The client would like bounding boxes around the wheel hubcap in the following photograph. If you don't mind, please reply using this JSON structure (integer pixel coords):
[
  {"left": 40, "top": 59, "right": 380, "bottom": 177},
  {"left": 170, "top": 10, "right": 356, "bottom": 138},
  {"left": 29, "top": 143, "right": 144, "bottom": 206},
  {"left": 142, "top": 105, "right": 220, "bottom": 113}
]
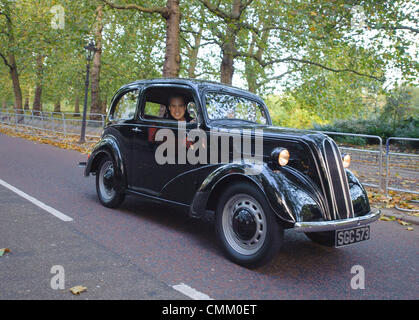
[
  {"left": 232, "top": 208, "right": 257, "bottom": 241},
  {"left": 222, "top": 194, "right": 267, "bottom": 256},
  {"left": 99, "top": 161, "right": 116, "bottom": 201},
  {"left": 103, "top": 166, "right": 114, "bottom": 189}
]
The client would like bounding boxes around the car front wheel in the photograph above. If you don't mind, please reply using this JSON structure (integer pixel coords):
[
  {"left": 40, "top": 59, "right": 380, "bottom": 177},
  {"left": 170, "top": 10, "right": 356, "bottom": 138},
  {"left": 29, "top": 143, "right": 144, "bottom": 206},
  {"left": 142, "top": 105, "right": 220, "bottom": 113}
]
[
  {"left": 215, "top": 183, "right": 283, "bottom": 268},
  {"left": 96, "top": 157, "right": 125, "bottom": 208}
]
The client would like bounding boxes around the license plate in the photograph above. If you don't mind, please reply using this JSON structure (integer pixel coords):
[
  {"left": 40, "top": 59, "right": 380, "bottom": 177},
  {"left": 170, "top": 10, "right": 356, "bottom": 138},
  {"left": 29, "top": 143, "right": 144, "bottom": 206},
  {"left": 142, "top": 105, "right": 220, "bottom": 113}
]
[{"left": 335, "top": 225, "right": 370, "bottom": 247}]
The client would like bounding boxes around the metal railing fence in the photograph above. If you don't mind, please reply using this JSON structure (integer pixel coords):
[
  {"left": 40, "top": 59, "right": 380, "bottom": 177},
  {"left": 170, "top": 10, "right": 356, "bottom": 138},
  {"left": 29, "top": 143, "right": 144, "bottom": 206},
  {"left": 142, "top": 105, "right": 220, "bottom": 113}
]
[
  {"left": 319, "top": 131, "right": 383, "bottom": 191},
  {"left": 1, "top": 109, "right": 417, "bottom": 195},
  {"left": 385, "top": 137, "right": 419, "bottom": 196},
  {"left": 0, "top": 108, "right": 104, "bottom": 139}
]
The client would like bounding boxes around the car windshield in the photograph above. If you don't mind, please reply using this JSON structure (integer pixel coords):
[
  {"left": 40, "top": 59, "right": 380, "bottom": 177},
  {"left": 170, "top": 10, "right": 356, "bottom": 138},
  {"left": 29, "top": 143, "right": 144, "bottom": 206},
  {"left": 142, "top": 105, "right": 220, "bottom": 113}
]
[{"left": 205, "top": 92, "right": 268, "bottom": 125}]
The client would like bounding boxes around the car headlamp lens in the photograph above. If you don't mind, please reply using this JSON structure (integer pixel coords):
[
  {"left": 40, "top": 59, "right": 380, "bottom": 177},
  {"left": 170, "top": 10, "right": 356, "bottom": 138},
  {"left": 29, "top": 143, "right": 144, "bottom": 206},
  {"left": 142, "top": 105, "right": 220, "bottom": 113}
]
[
  {"left": 342, "top": 154, "right": 351, "bottom": 168},
  {"left": 278, "top": 149, "right": 290, "bottom": 167}
]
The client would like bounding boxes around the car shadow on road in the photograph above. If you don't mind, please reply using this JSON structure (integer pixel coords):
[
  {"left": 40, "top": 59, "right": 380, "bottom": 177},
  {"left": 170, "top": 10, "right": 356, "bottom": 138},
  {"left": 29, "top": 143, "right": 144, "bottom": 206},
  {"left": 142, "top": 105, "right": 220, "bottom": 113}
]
[
  {"left": 108, "top": 194, "right": 357, "bottom": 276},
  {"left": 259, "top": 229, "right": 365, "bottom": 280},
  {"left": 114, "top": 195, "right": 220, "bottom": 251}
]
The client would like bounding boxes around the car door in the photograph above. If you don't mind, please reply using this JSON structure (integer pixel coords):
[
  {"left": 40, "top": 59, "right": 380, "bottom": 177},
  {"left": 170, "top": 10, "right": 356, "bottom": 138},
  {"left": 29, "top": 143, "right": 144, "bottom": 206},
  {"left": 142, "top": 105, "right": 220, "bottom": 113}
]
[
  {"left": 129, "top": 84, "right": 203, "bottom": 204},
  {"left": 106, "top": 86, "right": 141, "bottom": 181}
]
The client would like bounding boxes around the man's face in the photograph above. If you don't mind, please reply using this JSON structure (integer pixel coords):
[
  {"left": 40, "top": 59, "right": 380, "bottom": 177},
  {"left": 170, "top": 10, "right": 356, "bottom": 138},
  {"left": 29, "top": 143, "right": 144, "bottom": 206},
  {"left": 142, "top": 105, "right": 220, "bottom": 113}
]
[{"left": 169, "top": 97, "right": 186, "bottom": 121}]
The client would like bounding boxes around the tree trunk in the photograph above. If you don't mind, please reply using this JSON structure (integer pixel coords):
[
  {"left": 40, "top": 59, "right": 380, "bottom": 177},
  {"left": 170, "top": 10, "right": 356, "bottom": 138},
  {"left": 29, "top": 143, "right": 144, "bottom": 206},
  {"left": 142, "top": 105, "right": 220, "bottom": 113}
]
[
  {"left": 219, "top": 0, "right": 241, "bottom": 85},
  {"left": 74, "top": 95, "right": 80, "bottom": 116},
  {"left": 188, "top": 24, "right": 202, "bottom": 78},
  {"left": 245, "top": 62, "right": 257, "bottom": 93},
  {"left": 220, "top": 40, "right": 235, "bottom": 84},
  {"left": 162, "top": 0, "right": 181, "bottom": 78},
  {"left": 54, "top": 98, "right": 61, "bottom": 113},
  {"left": 33, "top": 85, "right": 42, "bottom": 114},
  {"left": 24, "top": 96, "right": 29, "bottom": 110},
  {"left": 9, "top": 54, "right": 23, "bottom": 111},
  {"left": 101, "top": 100, "right": 107, "bottom": 115},
  {"left": 0, "top": 3, "right": 23, "bottom": 112},
  {"left": 90, "top": 5, "right": 104, "bottom": 120},
  {"left": 158, "top": 0, "right": 181, "bottom": 116},
  {"left": 33, "top": 54, "right": 44, "bottom": 115},
  {"left": 2, "top": 99, "right": 6, "bottom": 109}
]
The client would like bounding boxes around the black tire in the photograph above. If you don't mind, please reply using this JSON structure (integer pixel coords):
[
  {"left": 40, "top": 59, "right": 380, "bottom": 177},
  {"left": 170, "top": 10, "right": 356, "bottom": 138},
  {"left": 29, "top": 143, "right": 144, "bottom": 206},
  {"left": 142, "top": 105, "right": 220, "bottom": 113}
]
[
  {"left": 215, "top": 182, "right": 283, "bottom": 268},
  {"left": 305, "top": 231, "right": 335, "bottom": 247},
  {"left": 96, "top": 156, "right": 125, "bottom": 208}
]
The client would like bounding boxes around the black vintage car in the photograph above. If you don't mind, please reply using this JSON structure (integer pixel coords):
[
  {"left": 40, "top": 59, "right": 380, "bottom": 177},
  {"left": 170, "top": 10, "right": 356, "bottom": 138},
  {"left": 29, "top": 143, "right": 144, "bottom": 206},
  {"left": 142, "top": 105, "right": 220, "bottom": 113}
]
[{"left": 83, "top": 78, "right": 381, "bottom": 268}]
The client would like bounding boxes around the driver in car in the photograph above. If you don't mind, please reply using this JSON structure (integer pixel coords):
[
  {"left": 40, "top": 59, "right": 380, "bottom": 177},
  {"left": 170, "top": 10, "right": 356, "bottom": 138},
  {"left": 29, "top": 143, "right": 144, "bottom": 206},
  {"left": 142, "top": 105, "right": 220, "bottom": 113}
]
[
  {"left": 166, "top": 96, "right": 194, "bottom": 123},
  {"left": 149, "top": 95, "right": 196, "bottom": 145}
]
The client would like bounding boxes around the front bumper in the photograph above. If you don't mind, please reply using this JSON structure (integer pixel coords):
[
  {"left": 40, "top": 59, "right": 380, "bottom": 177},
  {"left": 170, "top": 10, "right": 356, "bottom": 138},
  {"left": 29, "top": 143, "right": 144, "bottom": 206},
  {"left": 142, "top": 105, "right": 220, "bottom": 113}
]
[{"left": 294, "top": 208, "right": 382, "bottom": 233}]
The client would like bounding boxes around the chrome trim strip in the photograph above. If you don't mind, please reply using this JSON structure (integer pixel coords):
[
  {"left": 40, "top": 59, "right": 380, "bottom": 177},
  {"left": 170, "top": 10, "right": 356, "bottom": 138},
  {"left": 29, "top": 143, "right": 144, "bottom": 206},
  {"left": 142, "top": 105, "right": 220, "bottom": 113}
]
[
  {"left": 322, "top": 138, "right": 354, "bottom": 220},
  {"left": 301, "top": 140, "right": 332, "bottom": 221},
  {"left": 322, "top": 139, "right": 339, "bottom": 219},
  {"left": 328, "top": 139, "right": 354, "bottom": 218},
  {"left": 293, "top": 209, "right": 381, "bottom": 232}
]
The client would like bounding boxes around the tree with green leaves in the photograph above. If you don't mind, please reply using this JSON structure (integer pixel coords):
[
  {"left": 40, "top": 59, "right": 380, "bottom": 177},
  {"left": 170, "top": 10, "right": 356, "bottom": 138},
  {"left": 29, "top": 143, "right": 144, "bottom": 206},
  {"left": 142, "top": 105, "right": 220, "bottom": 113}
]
[
  {"left": 0, "top": 0, "right": 23, "bottom": 110},
  {"left": 197, "top": 0, "right": 418, "bottom": 92},
  {"left": 101, "top": 0, "right": 181, "bottom": 78}
]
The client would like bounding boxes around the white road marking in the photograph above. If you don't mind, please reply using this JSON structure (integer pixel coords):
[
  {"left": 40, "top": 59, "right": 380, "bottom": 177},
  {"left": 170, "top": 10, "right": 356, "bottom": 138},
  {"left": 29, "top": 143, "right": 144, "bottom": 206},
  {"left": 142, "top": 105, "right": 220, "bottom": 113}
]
[
  {"left": 0, "top": 178, "right": 73, "bottom": 222},
  {"left": 172, "top": 283, "right": 213, "bottom": 300}
]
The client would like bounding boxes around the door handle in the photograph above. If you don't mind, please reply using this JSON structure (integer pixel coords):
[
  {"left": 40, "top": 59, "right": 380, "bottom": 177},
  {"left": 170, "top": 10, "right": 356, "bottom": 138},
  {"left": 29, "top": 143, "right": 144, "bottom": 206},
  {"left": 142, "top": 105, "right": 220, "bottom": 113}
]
[{"left": 132, "top": 127, "right": 142, "bottom": 133}]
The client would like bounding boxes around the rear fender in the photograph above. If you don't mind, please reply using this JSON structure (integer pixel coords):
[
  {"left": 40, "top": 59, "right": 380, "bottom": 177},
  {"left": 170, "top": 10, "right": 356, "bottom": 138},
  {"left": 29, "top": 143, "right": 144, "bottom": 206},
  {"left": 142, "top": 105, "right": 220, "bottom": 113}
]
[{"left": 84, "top": 135, "right": 126, "bottom": 192}]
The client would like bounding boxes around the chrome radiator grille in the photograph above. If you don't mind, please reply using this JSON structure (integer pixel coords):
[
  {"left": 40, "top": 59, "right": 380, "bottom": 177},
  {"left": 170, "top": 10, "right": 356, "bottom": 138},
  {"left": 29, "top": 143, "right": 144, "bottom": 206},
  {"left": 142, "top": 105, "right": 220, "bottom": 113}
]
[{"left": 322, "top": 139, "right": 354, "bottom": 220}]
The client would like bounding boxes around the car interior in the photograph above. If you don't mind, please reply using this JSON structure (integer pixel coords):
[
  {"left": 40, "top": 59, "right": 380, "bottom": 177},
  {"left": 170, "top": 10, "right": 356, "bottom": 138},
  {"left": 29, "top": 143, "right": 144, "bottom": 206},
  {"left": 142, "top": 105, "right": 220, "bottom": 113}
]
[{"left": 142, "top": 86, "right": 195, "bottom": 121}]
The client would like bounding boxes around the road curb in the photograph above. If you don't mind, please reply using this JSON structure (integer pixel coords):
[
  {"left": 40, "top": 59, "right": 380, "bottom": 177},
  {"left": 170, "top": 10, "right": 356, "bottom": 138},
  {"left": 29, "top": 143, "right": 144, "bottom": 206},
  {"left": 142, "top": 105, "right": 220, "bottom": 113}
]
[{"left": 381, "top": 208, "right": 419, "bottom": 225}]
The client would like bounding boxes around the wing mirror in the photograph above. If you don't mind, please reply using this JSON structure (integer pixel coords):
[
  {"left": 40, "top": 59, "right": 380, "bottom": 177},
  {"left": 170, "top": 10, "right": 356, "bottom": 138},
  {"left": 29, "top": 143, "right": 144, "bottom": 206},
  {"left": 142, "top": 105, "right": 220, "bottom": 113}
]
[{"left": 187, "top": 102, "right": 199, "bottom": 125}]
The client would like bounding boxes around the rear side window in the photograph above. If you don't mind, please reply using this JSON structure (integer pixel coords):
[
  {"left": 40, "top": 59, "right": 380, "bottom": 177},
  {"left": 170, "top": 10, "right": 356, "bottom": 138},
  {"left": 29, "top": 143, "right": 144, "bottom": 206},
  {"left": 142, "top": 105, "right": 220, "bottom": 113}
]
[{"left": 112, "top": 89, "right": 139, "bottom": 121}]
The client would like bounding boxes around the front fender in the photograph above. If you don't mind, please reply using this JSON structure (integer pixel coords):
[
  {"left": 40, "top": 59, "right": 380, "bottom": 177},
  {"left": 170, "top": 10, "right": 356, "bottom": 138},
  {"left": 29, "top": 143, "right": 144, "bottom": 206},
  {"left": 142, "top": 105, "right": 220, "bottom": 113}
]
[
  {"left": 346, "top": 169, "right": 371, "bottom": 216},
  {"left": 190, "top": 162, "right": 325, "bottom": 225},
  {"left": 84, "top": 135, "right": 126, "bottom": 192}
]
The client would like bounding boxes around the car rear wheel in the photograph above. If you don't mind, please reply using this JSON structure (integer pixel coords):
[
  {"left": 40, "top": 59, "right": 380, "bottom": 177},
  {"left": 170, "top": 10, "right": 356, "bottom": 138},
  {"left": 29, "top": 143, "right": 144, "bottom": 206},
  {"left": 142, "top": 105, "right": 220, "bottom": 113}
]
[
  {"left": 305, "top": 231, "right": 335, "bottom": 247},
  {"left": 96, "top": 157, "right": 125, "bottom": 208},
  {"left": 215, "top": 182, "right": 283, "bottom": 268}
]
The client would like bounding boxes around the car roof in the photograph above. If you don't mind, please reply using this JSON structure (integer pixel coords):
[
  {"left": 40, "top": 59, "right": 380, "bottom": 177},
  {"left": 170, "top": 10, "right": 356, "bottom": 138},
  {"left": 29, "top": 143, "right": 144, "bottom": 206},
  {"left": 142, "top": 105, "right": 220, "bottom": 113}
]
[{"left": 123, "top": 78, "right": 264, "bottom": 103}]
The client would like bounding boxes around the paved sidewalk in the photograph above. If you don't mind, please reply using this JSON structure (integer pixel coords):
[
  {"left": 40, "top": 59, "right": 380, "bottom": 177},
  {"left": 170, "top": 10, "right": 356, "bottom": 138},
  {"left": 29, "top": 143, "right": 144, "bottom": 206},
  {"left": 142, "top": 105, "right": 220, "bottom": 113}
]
[
  {"left": 381, "top": 208, "right": 419, "bottom": 225},
  {"left": 0, "top": 185, "right": 186, "bottom": 300}
]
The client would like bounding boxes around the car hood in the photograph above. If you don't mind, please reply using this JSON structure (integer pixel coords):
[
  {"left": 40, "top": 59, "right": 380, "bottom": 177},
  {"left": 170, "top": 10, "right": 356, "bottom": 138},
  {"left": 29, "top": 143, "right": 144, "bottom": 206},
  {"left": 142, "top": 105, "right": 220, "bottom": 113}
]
[{"left": 210, "top": 122, "right": 327, "bottom": 148}]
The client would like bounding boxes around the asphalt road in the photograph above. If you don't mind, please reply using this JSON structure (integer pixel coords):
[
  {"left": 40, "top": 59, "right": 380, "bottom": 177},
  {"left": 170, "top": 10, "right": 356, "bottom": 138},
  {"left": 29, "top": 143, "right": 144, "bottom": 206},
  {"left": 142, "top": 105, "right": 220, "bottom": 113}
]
[{"left": 0, "top": 133, "right": 418, "bottom": 300}]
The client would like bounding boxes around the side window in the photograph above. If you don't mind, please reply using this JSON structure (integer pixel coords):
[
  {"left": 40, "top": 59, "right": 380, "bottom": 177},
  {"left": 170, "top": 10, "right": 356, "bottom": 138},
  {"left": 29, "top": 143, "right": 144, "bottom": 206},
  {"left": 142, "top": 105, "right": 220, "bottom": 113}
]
[
  {"left": 141, "top": 86, "right": 196, "bottom": 122},
  {"left": 144, "top": 101, "right": 163, "bottom": 118},
  {"left": 112, "top": 89, "right": 139, "bottom": 121}
]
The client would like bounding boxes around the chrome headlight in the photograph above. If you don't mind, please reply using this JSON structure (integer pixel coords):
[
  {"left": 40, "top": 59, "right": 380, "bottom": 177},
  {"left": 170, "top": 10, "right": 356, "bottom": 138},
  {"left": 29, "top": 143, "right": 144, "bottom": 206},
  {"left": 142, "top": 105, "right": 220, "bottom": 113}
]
[{"left": 271, "top": 148, "right": 290, "bottom": 167}]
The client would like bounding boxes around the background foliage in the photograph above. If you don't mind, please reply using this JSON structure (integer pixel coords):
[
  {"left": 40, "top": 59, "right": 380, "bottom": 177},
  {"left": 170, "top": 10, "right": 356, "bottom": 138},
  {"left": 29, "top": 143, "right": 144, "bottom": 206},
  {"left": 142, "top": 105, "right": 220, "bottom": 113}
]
[{"left": 0, "top": 0, "right": 417, "bottom": 138}]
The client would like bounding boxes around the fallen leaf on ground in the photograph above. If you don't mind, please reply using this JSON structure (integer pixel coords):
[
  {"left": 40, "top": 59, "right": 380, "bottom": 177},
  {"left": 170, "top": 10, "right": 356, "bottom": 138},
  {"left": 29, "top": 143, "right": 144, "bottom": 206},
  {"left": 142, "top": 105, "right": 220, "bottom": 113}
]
[
  {"left": 0, "top": 248, "right": 11, "bottom": 257},
  {"left": 379, "top": 216, "right": 395, "bottom": 221},
  {"left": 0, "top": 125, "right": 95, "bottom": 154},
  {"left": 70, "top": 285, "right": 87, "bottom": 295},
  {"left": 397, "top": 220, "right": 411, "bottom": 226}
]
